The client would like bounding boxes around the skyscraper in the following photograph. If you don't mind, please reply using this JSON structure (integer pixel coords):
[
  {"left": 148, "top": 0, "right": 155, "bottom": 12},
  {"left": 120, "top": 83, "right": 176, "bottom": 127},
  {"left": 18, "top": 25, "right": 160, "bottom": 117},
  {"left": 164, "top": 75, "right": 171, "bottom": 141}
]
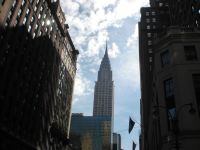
[
  {"left": 70, "top": 44, "right": 114, "bottom": 150},
  {"left": 93, "top": 45, "right": 114, "bottom": 118}
]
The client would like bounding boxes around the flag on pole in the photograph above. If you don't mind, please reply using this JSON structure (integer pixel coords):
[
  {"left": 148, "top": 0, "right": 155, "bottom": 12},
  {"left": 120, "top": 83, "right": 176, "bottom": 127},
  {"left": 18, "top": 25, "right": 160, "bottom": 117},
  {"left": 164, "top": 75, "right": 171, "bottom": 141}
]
[
  {"left": 128, "top": 117, "right": 135, "bottom": 134},
  {"left": 132, "top": 141, "right": 136, "bottom": 150}
]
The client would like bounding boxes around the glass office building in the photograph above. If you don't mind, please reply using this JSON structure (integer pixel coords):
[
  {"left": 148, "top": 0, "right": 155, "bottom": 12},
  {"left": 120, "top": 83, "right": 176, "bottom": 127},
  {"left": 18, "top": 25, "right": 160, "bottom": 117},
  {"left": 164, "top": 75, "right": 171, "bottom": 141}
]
[{"left": 70, "top": 114, "right": 111, "bottom": 150}]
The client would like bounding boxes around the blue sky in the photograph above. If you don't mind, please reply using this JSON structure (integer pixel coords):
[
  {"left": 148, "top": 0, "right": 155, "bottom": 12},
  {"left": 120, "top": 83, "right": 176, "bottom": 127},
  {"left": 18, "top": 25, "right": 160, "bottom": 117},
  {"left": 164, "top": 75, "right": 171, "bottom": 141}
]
[{"left": 60, "top": 0, "right": 149, "bottom": 149}]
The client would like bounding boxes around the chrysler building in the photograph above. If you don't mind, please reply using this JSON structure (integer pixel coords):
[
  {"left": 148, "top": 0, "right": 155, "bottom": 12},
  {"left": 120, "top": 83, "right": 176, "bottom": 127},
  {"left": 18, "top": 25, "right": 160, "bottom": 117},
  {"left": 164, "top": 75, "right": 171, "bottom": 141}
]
[{"left": 93, "top": 44, "right": 114, "bottom": 118}]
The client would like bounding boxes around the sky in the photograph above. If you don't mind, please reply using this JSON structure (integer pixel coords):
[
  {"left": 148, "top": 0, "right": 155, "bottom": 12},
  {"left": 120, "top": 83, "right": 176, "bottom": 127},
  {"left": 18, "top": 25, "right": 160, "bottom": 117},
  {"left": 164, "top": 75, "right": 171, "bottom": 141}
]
[{"left": 60, "top": 0, "right": 149, "bottom": 149}]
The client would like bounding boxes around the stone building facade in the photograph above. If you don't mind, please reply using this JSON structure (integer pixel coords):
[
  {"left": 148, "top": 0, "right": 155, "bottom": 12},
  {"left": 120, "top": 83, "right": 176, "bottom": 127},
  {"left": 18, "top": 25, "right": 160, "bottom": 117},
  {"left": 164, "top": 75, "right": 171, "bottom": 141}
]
[
  {"left": 139, "top": 0, "right": 200, "bottom": 150},
  {"left": 0, "top": 0, "right": 78, "bottom": 150}
]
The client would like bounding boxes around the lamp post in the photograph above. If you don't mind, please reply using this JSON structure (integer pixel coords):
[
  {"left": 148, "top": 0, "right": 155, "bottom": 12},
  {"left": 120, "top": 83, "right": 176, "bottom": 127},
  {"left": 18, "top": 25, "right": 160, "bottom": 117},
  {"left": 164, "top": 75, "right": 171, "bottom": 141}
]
[{"left": 153, "top": 103, "right": 196, "bottom": 150}]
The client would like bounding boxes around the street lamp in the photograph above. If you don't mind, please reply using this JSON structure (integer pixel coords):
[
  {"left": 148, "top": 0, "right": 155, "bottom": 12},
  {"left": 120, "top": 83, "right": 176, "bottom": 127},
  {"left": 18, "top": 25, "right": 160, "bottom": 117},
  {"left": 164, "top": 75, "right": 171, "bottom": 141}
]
[{"left": 153, "top": 103, "right": 196, "bottom": 150}]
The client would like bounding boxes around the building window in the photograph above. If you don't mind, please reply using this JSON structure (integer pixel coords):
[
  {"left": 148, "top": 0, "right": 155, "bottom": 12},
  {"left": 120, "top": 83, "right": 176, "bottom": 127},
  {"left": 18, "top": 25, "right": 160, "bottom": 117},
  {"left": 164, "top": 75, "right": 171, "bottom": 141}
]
[
  {"left": 38, "top": 14, "right": 41, "bottom": 19},
  {"left": 33, "top": 32, "right": 36, "bottom": 38},
  {"left": 168, "top": 107, "right": 176, "bottom": 120},
  {"left": 149, "top": 57, "right": 152, "bottom": 62},
  {"left": 164, "top": 78, "right": 176, "bottom": 128},
  {"left": 31, "top": 16, "right": 34, "bottom": 24},
  {"left": 146, "top": 12, "right": 149, "bottom": 16},
  {"left": 42, "top": 21, "right": 44, "bottom": 26},
  {"left": 7, "top": 10, "right": 12, "bottom": 20},
  {"left": 147, "top": 25, "right": 150, "bottom": 30},
  {"left": 152, "top": 11, "right": 156, "bottom": 15},
  {"left": 159, "top": 3, "right": 163, "bottom": 7},
  {"left": 34, "top": 6, "right": 37, "bottom": 12},
  {"left": 21, "top": 0, "right": 25, "bottom": 6},
  {"left": 152, "top": 18, "right": 156, "bottom": 22},
  {"left": 26, "top": 8, "right": 30, "bottom": 15},
  {"left": 43, "top": 14, "right": 46, "bottom": 19},
  {"left": 12, "top": 0, "right": 16, "bottom": 7},
  {"left": 161, "top": 50, "right": 170, "bottom": 67},
  {"left": 146, "top": 18, "right": 150, "bottom": 23},
  {"left": 164, "top": 78, "right": 174, "bottom": 99},
  {"left": 148, "top": 49, "right": 152, "bottom": 53},
  {"left": 28, "top": 25, "right": 31, "bottom": 32},
  {"left": 35, "top": 24, "right": 38, "bottom": 30},
  {"left": 23, "top": 17, "right": 27, "bottom": 24},
  {"left": 193, "top": 74, "right": 200, "bottom": 114},
  {"left": 148, "top": 40, "right": 152, "bottom": 46},
  {"left": 147, "top": 33, "right": 151, "bottom": 37},
  {"left": 40, "top": 6, "right": 43, "bottom": 12},
  {"left": 184, "top": 45, "right": 197, "bottom": 61},
  {"left": 18, "top": 9, "right": 22, "bottom": 17}
]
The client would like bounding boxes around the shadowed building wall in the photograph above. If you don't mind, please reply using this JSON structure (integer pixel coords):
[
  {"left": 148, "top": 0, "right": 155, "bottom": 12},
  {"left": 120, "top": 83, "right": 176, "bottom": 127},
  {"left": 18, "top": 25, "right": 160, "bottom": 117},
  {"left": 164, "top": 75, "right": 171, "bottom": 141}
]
[
  {"left": 139, "top": 0, "right": 200, "bottom": 150},
  {"left": 0, "top": 0, "right": 78, "bottom": 150}
]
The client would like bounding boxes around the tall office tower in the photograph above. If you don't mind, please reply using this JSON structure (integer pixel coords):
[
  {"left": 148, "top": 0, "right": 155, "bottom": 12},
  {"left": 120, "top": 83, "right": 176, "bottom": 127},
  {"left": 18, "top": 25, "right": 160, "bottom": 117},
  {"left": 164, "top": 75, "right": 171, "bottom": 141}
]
[
  {"left": 93, "top": 45, "right": 114, "bottom": 118},
  {"left": 0, "top": 1, "right": 78, "bottom": 150},
  {"left": 139, "top": 0, "right": 200, "bottom": 150}
]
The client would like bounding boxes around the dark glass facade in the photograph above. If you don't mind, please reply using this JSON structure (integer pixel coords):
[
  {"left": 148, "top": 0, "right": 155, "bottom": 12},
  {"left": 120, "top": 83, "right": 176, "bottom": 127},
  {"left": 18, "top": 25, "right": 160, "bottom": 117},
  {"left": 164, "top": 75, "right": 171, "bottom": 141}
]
[{"left": 70, "top": 114, "right": 112, "bottom": 150}]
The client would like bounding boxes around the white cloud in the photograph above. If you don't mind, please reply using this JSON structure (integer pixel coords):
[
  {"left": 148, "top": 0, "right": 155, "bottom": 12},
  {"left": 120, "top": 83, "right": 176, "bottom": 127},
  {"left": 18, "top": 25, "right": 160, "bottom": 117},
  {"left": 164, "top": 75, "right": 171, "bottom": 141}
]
[
  {"left": 73, "top": 63, "right": 93, "bottom": 97},
  {"left": 93, "top": 0, "right": 116, "bottom": 9},
  {"left": 89, "top": 68, "right": 97, "bottom": 73},
  {"left": 85, "top": 30, "right": 108, "bottom": 57},
  {"left": 72, "top": 98, "right": 79, "bottom": 105},
  {"left": 60, "top": 0, "right": 148, "bottom": 60},
  {"left": 108, "top": 42, "right": 120, "bottom": 58},
  {"left": 127, "top": 24, "right": 138, "bottom": 48},
  {"left": 114, "top": 49, "right": 140, "bottom": 91},
  {"left": 73, "top": 73, "right": 93, "bottom": 96}
]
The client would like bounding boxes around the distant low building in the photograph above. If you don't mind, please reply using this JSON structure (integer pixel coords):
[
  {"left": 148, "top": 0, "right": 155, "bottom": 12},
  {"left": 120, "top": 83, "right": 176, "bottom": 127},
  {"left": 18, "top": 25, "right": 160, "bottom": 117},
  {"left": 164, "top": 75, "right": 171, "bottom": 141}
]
[{"left": 113, "top": 133, "right": 121, "bottom": 150}]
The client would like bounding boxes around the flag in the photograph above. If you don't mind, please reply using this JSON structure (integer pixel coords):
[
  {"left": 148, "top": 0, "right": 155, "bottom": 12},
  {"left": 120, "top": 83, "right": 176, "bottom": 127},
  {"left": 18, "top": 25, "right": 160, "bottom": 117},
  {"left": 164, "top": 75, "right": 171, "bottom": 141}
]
[
  {"left": 132, "top": 141, "right": 136, "bottom": 150},
  {"left": 128, "top": 117, "right": 135, "bottom": 134}
]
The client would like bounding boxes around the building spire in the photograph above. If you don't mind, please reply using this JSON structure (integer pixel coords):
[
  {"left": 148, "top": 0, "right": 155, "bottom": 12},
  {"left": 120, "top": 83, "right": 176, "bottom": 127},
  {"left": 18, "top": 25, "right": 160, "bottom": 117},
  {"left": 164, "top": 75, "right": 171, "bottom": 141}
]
[
  {"left": 100, "top": 41, "right": 111, "bottom": 70},
  {"left": 105, "top": 40, "right": 108, "bottom": 58}
]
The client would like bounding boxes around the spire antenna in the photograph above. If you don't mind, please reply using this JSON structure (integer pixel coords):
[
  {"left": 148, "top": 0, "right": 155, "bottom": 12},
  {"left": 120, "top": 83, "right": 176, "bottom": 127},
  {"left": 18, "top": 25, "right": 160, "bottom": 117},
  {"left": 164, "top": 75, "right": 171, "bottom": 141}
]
[{"left": 105, "top": 40, "right": 108, "bottom": 56}]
